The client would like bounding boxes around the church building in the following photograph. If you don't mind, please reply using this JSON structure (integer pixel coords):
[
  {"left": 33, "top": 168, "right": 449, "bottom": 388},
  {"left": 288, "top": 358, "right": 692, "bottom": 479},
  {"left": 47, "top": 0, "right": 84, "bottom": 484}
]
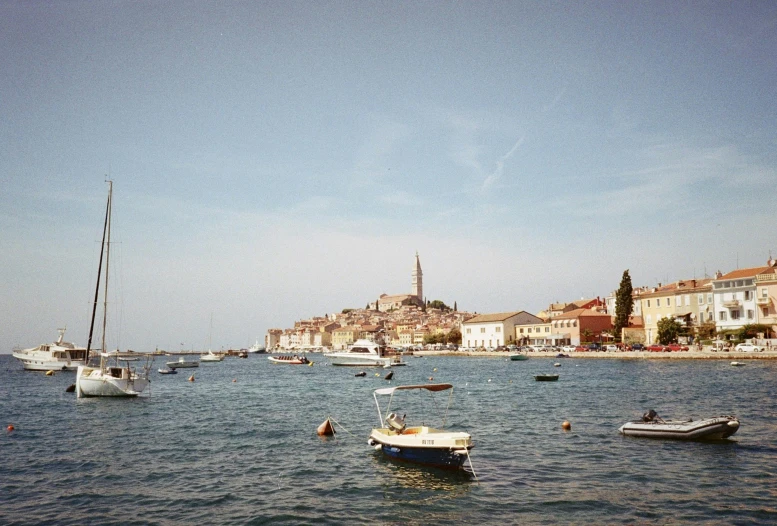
[{"left": 371, "top": 253, "right": 425, "bottom": 312}]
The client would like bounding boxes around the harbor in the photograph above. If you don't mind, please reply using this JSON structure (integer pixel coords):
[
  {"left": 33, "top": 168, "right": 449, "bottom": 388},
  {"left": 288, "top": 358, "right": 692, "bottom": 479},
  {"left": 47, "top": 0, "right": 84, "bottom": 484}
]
[{"left": 3, "top": 353, "right": 777, "bottom": 524}]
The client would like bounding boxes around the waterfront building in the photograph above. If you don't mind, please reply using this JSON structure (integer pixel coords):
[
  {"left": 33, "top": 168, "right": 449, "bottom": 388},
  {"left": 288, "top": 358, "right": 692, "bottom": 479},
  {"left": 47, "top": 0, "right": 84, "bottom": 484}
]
[
  {"left": 754, "top": 266, "right": 777, "bottom": 335},
  {"left": 639, "top": 279, "right": 713, "bottom": 344},
  {"left": 552, "top": 308, "right": 613, "bottom": 345},
  {"left": 462, "top": 311, "right": 537, "bottom": 348},
  {"left": 332, "top": 326, "right": 365, "bottom": 349},
  {"left": 265, "top": 329, "right": 282, "bottom": 350},
  {"left": 712, "top": 261, "right": 777, "bottom": 336}
]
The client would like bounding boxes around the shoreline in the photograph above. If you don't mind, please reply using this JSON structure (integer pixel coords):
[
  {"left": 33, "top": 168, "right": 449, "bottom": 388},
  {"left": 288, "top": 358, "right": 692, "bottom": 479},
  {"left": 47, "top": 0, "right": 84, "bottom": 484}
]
[{"left": 412, "top": 349, "right": 777, "bottom": 360}]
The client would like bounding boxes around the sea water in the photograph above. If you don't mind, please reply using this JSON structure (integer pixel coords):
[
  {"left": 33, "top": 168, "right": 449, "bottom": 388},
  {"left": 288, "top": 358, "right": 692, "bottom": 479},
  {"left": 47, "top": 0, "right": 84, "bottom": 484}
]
[{"left": 1, "top": 354, "right": 776, "bottom": 525}]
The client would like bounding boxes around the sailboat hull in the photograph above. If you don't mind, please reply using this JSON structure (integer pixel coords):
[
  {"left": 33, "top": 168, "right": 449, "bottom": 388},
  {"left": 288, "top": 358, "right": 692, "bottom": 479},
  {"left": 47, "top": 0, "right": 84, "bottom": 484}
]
[{"left": 76, "top": 366, "right": 150, "bottom": 398}]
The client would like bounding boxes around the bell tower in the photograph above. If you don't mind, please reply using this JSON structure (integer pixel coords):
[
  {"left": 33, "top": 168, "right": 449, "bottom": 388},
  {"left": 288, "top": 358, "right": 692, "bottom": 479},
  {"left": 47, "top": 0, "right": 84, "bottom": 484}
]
[{"left": 412, "top": 252, "right": 423, "bottom": 302}]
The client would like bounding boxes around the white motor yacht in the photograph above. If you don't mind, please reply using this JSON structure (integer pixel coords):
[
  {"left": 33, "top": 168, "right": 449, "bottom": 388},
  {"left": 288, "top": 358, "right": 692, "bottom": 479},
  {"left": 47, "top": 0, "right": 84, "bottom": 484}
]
[
  {"left": 324, "top": 339, "right": 405, "bottom": 367},
  {"left": 12, "top": 327, "right": 87, "bottom": 371}
]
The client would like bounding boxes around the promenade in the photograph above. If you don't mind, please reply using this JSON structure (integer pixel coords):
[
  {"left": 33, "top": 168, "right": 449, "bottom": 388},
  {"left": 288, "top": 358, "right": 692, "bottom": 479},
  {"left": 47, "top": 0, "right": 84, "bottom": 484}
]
[{"left": 415, "top": 349, "right": 777, "bottom": 360}]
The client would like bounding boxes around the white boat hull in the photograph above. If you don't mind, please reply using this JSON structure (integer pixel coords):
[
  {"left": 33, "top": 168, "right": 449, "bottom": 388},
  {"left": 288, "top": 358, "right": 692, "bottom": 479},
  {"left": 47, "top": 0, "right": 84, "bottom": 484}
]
[
  {"left": 76, "top": 365, "right": 150, "bottom": 398},
  {"left": 619, "top": 416, "right": 740, "bottom": 440},
  {"left": 12, "top": 352, "right": 84, "bottom": 371},
  {"left": 166, "top": 360, "right": 199, "bottom": 369},
  {"left": 368, "top": 426, "right": 473, "bottom": 469}
]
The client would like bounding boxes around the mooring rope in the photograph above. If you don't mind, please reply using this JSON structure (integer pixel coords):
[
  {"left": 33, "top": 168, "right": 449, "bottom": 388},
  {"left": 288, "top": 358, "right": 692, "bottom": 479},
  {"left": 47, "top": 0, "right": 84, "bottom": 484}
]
[{"left": 327, "top": 416, "right": 356, "bottom": 437}]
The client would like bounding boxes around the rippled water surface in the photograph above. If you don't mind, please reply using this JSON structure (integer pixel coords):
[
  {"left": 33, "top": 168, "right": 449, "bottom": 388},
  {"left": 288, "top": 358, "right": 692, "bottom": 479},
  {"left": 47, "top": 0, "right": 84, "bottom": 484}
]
[{"left": 2, "top": 354, "right": 777, "bottom": 525}]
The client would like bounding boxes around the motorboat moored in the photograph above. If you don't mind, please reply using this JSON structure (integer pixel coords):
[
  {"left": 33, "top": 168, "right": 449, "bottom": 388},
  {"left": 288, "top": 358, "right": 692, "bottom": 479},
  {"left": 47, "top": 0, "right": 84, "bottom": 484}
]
[
  {"left": 166, "top": 356, "right": 200, "bottom": 369},
  {"left": 367, "top": 383, "right": 474, "bottom": 470},
  {"left": 158, "top": 368, "right": 178, "bottom": 375},
  {"left": 534, "top": 374, "right": 559, "bottom": 381},
  {"left": 509, "top": 353, "right": 528, "bottom": 361},
  {"left": 268, "top": 355, "right": 310, "bottom": 365},
  {"left": 325, "top": 339, "right": 405, "bottom": 367},
  {"left": 619, "top": 410, "right": 740, "bottom": 440},
  {"left": 12, "top": 327, "right": 88, "bottom": 371},
  {"left": 200, "top": 350, "right": 224, "bottom": 362}
]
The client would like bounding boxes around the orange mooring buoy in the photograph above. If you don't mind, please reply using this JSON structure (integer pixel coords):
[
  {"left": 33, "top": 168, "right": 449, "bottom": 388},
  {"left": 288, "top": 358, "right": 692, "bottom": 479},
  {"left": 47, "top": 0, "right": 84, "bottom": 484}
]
[
  {"left": 188, "top": 374, "right": 195, "bottom": 382},
  {"left": 7, "top": 424, "right": 15, "bottom": 432},
  {"left": 317, "top": 418, "right": 335, "bottom": 436},
  {"left": 562, "top": 421, "right": 571, "bottom": 431},
  {"left": 232, "top": 378, "right": 237, "bottom": 383}
]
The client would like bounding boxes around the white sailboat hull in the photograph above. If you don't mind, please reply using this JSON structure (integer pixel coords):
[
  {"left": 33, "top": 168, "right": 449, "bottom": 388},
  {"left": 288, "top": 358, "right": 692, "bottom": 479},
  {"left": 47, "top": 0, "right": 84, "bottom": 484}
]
[{"left": 76, "top": 365, "right": 150, "bottom": 398}]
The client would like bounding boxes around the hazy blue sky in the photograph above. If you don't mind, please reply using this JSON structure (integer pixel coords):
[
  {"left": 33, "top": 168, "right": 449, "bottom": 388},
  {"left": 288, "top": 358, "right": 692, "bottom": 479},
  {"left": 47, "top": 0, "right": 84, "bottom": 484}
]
[{"left": 2, "top": 1, "right": 776, "bottom": 352}]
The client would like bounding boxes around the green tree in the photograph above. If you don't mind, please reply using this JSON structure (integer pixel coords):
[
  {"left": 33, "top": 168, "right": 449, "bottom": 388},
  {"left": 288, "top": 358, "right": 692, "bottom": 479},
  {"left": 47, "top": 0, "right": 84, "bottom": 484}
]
[
  {"left": 613, "top": 269, "right": 633, "bottom": 342},
  {"left": 736, "top": 324, "right": 771, "bottom": 341},
  {"left": 447, "top": 328, "right": 462, "bottom": 344},
  {"left": 428, "top": 300, "right": 450, "bottom": 311},
  {"left": 581, "top": 328, "right": 593, "bottom": 343},
  {"left": 657, "top": 318, "right": 682, "bottom": 344}
]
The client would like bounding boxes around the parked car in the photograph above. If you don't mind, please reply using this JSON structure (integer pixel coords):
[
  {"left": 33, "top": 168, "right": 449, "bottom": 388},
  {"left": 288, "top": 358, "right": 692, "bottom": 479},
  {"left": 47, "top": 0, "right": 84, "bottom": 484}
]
[
  {"left": 574, "top": 345, "right": 588, "bottom": 352},
  {"left": 561, "top": 345, "right": 577, "bottom": 353},
  {"left": 587, "top": 343, "right": 602, "bottom": 351},
  {"left": 604, "top": 344, "right": 618, "bottom": 352},
  {"left": 735, "top": 343, "right": 765, "bottom": 352},
  {"left": 630, "top": 343, "right": 644, "bottom": 351},
  {"left": 646, "top": 344, "right": 666, "bottom": 352},
  {"left": 666, "top": 343, "right": 689, "bottom": 352}
]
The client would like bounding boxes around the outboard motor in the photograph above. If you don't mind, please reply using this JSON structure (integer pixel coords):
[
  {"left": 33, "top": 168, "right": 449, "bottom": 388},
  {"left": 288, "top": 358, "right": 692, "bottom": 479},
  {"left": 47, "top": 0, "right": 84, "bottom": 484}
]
[
  {"left": 385, "top": 412, "right": 406, "bottom": 432},
  {"left": 642, "top": 409, "right": 658, "bottom": 422}
]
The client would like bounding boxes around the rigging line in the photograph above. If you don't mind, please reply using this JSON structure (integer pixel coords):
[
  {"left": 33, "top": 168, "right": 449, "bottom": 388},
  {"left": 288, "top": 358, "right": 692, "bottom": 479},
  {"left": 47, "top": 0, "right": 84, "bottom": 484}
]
[
  {"left": 327, "top": 416, "right": 356, "bottom": 437},
  {"left": 465, "top": 448, "right": 479, "bottom": 484}
]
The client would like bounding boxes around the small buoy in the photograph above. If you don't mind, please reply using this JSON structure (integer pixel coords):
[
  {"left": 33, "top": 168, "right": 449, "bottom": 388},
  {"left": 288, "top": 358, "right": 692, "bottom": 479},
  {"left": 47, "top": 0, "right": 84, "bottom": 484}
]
[
  {"left": 45, "top": 370, "right": 54, "bottom": 376},
  {"left": 375, "top": 373, "right": 380, "bottom": 377},
  {"left": 554, "top": 363, "right": 561, "bottom": 367},
  {"left": 232, "top": 379, "right": 237, "bottom": 383},
  {"left": 355, "top": 372, "right": 366, "bottom": 377},
  {"left": 384, "top": 371, "right": 394, "bottom": 380},
  {"left": 317, "top": 418, "right": 335, "bottom": 436},
  {"left": 428, "top": 376, "right": 433, "bottom": 381},
  {"left": 488, "top": 378, "right": 492, "bottom": 382},
  {"left": 308, "top": 361, "right": 314, "bottom": 367},
  {"left": 188, "top": 374, "right": 195, "bottom": 382},
  {"left": 433, "top": 368, "right": 437, "bottom": 372},
  {"left": 7, "top": 425, "right": 14, "bottom": 432},
  {"left": 562, "top": 421, "right": 571, "bottom": 431},
  {"left": 65, "top": 384, "right": 76, "bottom": 393}
]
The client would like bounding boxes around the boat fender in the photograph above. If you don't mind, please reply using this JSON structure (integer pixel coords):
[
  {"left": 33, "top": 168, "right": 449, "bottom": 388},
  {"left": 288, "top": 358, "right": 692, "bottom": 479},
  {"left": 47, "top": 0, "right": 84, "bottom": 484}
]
[
  {"left": 368, "top": 438, "right": 376, "bottom": 446},
  {"left": 45, "top": 370, "right": 54, "bottom": 376},
  {"left": 374, "top": 444, "right": 382, "bottom": 451}
]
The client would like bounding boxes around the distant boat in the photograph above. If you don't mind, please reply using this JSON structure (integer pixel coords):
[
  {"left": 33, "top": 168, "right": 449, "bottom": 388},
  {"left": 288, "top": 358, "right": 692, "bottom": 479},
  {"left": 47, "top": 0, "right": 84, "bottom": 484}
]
[
  {"left": 200, "top": 350, "right": 224, "bottom": 362},
  {"left": 534, "top": 374, "right": 559, "bottom": 381},
  {"left": 509, "top": 353, "right": 528, "bottom": 361},
  {"left": 268, "top": 355, "right": 310, "bottom": 365},
  {"left": 158, "top": 368, "right": 178, "bottom": 375},
  {"left": 75, "top": 181, "right": 151, "bottom": 398},
  {"left": 12, "top": 327, "right": 87, "bottom": 371},
  {"left": 248, "top": 340, "right": 265, "bottom": 353},
  {"left": 324, "top": 339, "right": 405, "bottom": 367},
  {"left": 166, "top": 356, "right": 200, "bottom": 369}
]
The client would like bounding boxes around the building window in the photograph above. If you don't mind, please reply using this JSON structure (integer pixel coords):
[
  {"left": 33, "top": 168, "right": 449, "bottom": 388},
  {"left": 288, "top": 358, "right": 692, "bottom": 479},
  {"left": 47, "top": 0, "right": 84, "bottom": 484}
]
[
  {"left": 545, "top": 327, "right": 549, "bottom": 332},
  {"left": 707, "top": 293, "right": 713, "bottom": 304},
  {"left": 496, "top": 326, "right": 501, "bottom": 333},
  {"left": 528, "top": 328, "right": 532, "bottom": 333},
  {"left": 646, "top": 315, "right": 652, "bottom": 324},
  {"left": 646, "top": 300, "right": 650, "bottom": 308},
  {"left": 719, "top": 311, "right": 727, "bottom": 321},
  {"left": 466, "top": 328, "right": 471, "bottom": 334},
  {"left": 573, "top": 321, "right": 577, "bottom": 327},
  {"left": 698, "top": 294, "right": 704, "bottom": 305},
  {"left": 747, "top": 309, "right": 754, "bottom": 319},
  {"left": 731, "top": 310, "right": 740, "bottom": 320},
  {"left": 657, "top": 298, "right": 661, "bottom": 307},
  {"left": 480, "top": 327, "right": 485, "bottom": 333},
  {"left": 744, "top": 291, "right": 752, "bottom": 301},
  {"left": 762, "top": 288, "right": 769, "bottom": 298},
  {"left": 519, "top": 328, "right": 524, "bottom": 333}
]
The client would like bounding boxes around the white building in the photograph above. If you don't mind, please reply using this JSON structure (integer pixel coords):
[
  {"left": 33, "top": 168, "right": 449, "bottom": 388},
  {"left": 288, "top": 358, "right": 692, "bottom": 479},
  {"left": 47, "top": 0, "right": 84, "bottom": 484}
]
[
  {"left": 712, "top": 262, "right": 776, "bottom": 334},
  {"left": 461, "top": 311, "right": 539, "bottom": 348}
]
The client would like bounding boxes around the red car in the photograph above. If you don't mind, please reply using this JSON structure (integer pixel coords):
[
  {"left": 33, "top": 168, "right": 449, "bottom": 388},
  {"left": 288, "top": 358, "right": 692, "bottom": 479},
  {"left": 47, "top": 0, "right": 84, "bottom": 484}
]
[
  {"left": 646, "top": 344, "right": 666, "bottom": 352},
  {"left": 666, "top": 343, "right": 689, "bottom": 352},
  {"left": 574, "top": 346, "right": 588, "bottom": 352}
]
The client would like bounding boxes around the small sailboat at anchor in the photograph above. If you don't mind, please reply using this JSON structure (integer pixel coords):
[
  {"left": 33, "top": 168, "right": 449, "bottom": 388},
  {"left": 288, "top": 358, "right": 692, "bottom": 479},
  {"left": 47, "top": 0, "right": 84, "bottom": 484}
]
[{"left": 75, "top": 181, "right": 151, "bottom": 398}]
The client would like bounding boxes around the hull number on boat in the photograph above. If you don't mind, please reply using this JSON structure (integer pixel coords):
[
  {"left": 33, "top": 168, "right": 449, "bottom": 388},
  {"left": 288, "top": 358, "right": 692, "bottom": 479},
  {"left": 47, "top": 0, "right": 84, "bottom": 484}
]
[{"left": 422, "top": 439, "right": 435, "bottom": 445}]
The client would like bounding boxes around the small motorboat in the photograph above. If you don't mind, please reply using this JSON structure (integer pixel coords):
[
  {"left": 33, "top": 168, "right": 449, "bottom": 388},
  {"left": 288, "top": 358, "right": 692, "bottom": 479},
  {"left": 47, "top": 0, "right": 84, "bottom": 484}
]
[
  {"left": 200, "top": 350, "right": 224, "bottom": 362},
  {"left": 509, "top": 353, "right": 528, "bottom": 361},
  {"left": 158, "top": 368, "right": 178, "bottom": 375},
  {"left": 368, "top": 383, "right": 474, "bottom": 470},
  {"left": 730, "top": 361, "right": 746, "bottom": 367},
  {"left": 534, "top": 374, "right": 559, "bottom": 381},
  {"left": 267, "top": 355, "right": 310, "bottom": 365},
  {"left": 166, "top": 356, "right": 199, "bottom": 369},
  {"left": 619, "top": 410, "right": 740, "bottom": 440}
]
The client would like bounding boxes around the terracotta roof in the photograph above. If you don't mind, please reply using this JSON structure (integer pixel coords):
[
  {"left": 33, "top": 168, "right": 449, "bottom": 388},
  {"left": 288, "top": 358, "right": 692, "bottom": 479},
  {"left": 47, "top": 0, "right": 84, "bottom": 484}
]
[
  {"left": 555, "top": 308, "right": 611, "bottom": 319},
  {"left": 463, "top": 311, "right": 524, "bottom": 324},
  {"left": 716, "top": 266, "right": 772, "bottom": 280}
]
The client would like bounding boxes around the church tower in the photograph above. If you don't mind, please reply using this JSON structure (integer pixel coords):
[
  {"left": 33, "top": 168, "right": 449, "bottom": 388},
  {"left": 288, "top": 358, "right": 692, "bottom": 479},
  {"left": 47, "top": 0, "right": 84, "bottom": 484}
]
[{"left": 412, "top": 252, "right": 423, "bottom": 302}]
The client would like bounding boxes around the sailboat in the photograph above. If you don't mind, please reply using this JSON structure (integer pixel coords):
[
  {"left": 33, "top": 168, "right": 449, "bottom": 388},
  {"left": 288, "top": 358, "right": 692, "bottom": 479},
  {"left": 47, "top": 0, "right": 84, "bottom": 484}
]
[
  {"left": 199, "top": 314, "right": 224, "bottom": 362},
  {"left": 75, "top": 181, "right": 151, "bottom": 398}
]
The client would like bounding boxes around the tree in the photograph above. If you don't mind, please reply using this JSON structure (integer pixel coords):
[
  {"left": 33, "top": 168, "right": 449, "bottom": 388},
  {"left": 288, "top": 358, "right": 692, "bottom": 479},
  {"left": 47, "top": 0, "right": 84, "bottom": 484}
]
[
  {"left": 657, "top": 318, "right": 682, "bottom": 344},
  {"left": 736, "top": 324, "right": 771, "bottom": 341},
  {"left": 447, "top": 328, "right": 462, "bottom": 344},
  {"left": 581, "top": 328, "right": 593, "bottom": 343},
  {"left": 613, "top": 269, "right": 633, "bottom": 342},
  {"left": 428, "top": 300, "right": 450, "bottom": 311}
]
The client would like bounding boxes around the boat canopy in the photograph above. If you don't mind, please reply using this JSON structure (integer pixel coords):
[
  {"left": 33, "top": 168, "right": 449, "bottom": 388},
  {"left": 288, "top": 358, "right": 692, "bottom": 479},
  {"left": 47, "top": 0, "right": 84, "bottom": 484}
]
[{"left": 374, "top": 383, "right": 452, "bottom": 396}]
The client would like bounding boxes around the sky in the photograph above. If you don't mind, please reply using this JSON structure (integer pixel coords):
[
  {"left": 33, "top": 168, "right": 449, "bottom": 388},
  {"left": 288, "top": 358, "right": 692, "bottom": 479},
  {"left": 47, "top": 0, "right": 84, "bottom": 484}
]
[{"left": 2, "top": 1, "right": 776, "bottom": 353}]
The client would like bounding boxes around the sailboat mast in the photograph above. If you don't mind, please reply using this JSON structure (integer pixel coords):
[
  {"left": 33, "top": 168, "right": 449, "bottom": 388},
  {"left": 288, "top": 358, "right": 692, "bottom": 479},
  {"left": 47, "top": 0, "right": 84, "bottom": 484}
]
[
  {"left": 101, "top": 181, "right": 113, "bottom": 356},
  {"left": 85, "top": 184, "right": 111, "bottom": 361}
]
